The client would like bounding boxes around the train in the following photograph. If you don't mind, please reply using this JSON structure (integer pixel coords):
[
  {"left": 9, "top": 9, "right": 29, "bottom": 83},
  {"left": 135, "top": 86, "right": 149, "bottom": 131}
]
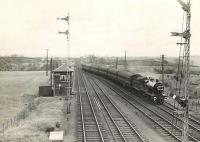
[{"left": 81, "top": 64, "right": 167, "bottom": 104}]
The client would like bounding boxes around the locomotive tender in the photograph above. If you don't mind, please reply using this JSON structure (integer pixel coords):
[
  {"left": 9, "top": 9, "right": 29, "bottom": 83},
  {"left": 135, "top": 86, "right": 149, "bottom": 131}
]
[{"left": 82, "top": 64, "right": 167, "bottom": 104}]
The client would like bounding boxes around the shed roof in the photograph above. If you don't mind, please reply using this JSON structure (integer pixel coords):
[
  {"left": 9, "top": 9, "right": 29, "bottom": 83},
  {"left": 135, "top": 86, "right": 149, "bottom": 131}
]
[{"left": 53, "top": 64, "right": 74, "bottom": 73}]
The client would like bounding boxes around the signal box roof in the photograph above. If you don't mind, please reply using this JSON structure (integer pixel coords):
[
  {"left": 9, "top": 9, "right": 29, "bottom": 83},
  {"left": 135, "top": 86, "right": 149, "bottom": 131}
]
[{"left": 53, "top": 64, "right": 74, "bottom": 73}]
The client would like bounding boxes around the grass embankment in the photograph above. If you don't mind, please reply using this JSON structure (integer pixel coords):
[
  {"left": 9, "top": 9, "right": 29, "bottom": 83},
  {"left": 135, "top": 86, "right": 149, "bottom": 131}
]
[{"left": 0, "top": 71, "right": 49, "bottom": 125}]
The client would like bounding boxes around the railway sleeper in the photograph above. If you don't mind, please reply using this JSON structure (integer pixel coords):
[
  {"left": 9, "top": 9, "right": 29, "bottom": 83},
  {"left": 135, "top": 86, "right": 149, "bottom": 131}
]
[
  {"left": 121, "top": 130, "right": 135, "bottom": 133},
  {"left": 84, "top": 121, "right": 98, "bottom": 124}
]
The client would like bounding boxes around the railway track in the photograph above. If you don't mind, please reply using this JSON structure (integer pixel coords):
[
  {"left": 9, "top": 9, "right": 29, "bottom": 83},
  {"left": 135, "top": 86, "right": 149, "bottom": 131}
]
[
  {"left": 159, "top": 103, "right": 200, "bottom": 139},
  {"left": 76, "top": 70, "right": 107, "bottom": 142},
  {"left": 83, "top": 72, "right": 147, "bottom": 142},
  {"left": 164, "top": 102, "right": 200, "bottom": 124},
  {"left": 87, "top": 72, "right": 200, "bottom": 142}
]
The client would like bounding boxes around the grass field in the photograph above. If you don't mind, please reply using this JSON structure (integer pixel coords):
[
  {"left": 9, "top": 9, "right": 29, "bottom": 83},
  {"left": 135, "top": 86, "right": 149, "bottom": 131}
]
[{"left": 0, "top": 71, "right": 49, "bottom": 125}]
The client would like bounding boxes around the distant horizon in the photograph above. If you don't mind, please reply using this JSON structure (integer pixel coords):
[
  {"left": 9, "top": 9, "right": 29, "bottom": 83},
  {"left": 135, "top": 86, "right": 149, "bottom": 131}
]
[{"left": 1, "top": 54, "right": 200, "bottom": 59}]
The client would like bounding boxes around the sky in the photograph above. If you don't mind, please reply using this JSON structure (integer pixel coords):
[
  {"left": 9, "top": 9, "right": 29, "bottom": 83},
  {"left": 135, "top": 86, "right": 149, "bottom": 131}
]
[{"left": 0, "top": 0, "right": 199, "bottom": 58}]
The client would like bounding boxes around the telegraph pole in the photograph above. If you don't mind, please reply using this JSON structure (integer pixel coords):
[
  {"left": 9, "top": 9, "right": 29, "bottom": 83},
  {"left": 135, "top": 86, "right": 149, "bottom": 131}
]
[
  {"left": 124, "top": 51, "right": 127, "bottom": 70},
  {"left": 46, "top": 49, "right": 48, "bottom": 76},
  {"left": 116, "top": 57, "right": 118, "bottom": 69},
  {"left": 171, "top": 0, "right": 191, "bottom": 141},
  {"left": 161, "top": 54, "right": 165, "bottom": 85},
  {"left": 50, "top": 58, "right": 53, "bottom": 88}
]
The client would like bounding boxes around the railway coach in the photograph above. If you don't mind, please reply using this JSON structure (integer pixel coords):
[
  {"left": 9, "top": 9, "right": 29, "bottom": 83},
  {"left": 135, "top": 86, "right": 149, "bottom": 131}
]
[
  {"left": 107, "top": 68, "right": 119, "bottom": 81},
  {"left": 81, "top": 64, "right": 166, "bottom": 104},
  {"left": 117, "top": 70, "right": 133, "bottom": 87},
  {"left": 81, "top": 64, "right": 91, "bottom": 72},
  {"left": 98, "top": 67, "right": 109, "bottom": 77}
]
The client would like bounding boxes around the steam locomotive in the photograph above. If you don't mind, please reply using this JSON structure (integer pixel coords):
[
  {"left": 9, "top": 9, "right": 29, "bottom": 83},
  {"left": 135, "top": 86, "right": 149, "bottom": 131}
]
[{"left": 82, "top": 64, "right": 167, "bottom": 104}]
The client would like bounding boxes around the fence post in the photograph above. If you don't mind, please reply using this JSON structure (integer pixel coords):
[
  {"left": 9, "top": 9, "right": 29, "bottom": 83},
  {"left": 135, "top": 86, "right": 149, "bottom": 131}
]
[
  {"left": 7, "top": 120, "right": 9, "bottom": 129},
  {"left": 196, "top": 102, "right": 198, "bottom": 111},
  {"left": 1, "top": 98, "right": 36, "bottom": 133},
  {"left": 13, "top": 117, "right": 15, "bottom": 126},
  {"left": 3, "top": 123, "right": 5, "bottom": 133},
  {"left": 10, "top": 118, "right": 12, "bottom": 127},
  {"left": 191, "top": 101, "right": 194, "bottom": 110}
]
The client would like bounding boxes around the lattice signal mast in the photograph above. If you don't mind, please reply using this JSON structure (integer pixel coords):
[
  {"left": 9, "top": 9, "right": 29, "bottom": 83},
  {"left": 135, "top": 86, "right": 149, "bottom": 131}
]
[
  {"left": 57, "top": 12, "right": 70, "bottom": 60},
  {"left": 57, "top": 12, "right": 71, "bottom": 97},
  {"left": 171, "top": 0, "right": 191, "bottom": 142}
]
